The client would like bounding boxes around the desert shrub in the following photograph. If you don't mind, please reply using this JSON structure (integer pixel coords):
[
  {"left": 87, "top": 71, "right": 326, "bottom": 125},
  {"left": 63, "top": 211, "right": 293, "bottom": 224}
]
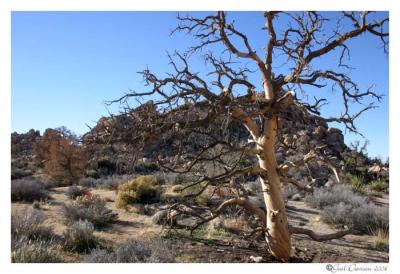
[
  {"left": 66, "top": 185, "right": 87, "bottom": 199},
  {"left": 78, "top": 177, "right": 96, "bottom": 188},
  {"left": 62, "top": 195, "right": 117, "bottom": 228},
  {"left": 321, "top": 202, "right": 388, "bottom": 233},
  {"left": 11, "top": 178, "right": 48, "bottom": 202},
  {"left": 85, "top": 238, "right": 174, "bottom": 263},
  {"left": 350, "top": 175, "right": 365, "bottom": 192},
  {"left": 11, "top": 168, "right": 33, "bottom": 180},
  {"left": 12, "top": 209, "right": 53, "bottom": 241},
  {"left": 95, "top": 175, "right": 128, "bottom": 190},
  {"left": 369, "top": 180, "right": 386, "bottom": 192},
  {"left": 86, "top": 169, "right": 100, "bottom": 179},
  {"left": 11, "top": 238, "right": 63, "bottom": 263},
  {"left": 133, "top": 162, "right": 159, "bottom": 174},
  {"left": 116, "top": 176, "right": 160, "bottom": 208},
  {"left": 63, "top": 220, "right": 97, "bottom": 252},
  {"left": 282, "top": 184, "right": 302, "bottom": 201},
  {"left": 174, "top": 174, "right": 187, "bottom": 184},
  {"left": 84, "top": 248, "right": 117, "bottom": 263},
  {"left": 97, "top": 157, "right": 116, "bottom": 175},
  {"left": 304, "top": 184, "right": 366, "bottom": 209},
  {"left": 306, "top": 184, "right": 388, "bottom": 233}
]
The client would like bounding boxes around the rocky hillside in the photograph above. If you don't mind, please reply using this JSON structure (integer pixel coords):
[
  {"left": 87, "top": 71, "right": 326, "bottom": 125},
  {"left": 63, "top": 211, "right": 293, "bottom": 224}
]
[
  {"left": 82, "top": 102, "right": 352, "bottom": 184},
  {"left": 11, "top": 101, "right": 388, "bottom": 185}
]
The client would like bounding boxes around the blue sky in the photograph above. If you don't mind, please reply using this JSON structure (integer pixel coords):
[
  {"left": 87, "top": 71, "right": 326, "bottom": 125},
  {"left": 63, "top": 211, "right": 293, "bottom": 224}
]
[{"left": 11, "top": 11, "right": 389, "bottom": 159}]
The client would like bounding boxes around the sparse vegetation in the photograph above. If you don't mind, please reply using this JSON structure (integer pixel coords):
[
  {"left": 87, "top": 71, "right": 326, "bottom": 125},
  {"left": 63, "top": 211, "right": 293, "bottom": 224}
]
[
  {"left": 10, "top": 11, "right": 390, "bottom": 263},
  {"left": 66, "top": 185, "right": 88, "bottom": 199},
  {"left": 11, "top": 168, "right": 33, "bottom": 180},
  {"left": 62, "top": 195, "right": 118, "bottom": 228},
  {"left": 369, "top": 180, "right": 386, "bottom": 192},
  {"left": 63, "top": 220, "right": 98, "bottom": 252},
  {"left": 349, "top": 175, "right": 365, "bottom": 192},
  {"left": 305, "top": 184, "right": 388, "bottom": 233},
  {"left": 133, "top": 162, "right": 159, "bottom": 174},
  {"left": 11, "top": 178, "right": 48, "bottom": 202},
  {"left": 12, "top": 238, "right": 63, "bottom": 263},
  {"left": 12, "top": 209, "right": 53, "bottom": 241},
  {"left": 116, "top": 175, "right": 160, "bottom": 208},
  {"left": 85, "top": 238, "right": 174, "bottom": 263}
]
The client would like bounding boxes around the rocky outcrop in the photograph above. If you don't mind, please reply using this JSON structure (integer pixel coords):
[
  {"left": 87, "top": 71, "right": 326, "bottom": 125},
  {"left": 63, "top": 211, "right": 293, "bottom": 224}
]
[{"left": 11, "top": 129, "right": 40, "bottom": 157}]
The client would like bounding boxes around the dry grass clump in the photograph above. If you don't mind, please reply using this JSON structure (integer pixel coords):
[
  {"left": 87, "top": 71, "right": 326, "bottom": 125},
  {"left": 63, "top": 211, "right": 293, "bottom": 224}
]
[
  {"left": 62, "top": 220, "right": 98, "bottom": 252},
  {"left": 12, "top": 209, "right": 53, "bottom": 241},
  {"left": 12, "top": 238, "right": 63, "bottom": 263},
  {"left": 11, "top": 209, "right": 62, "bottom": 263},
  {"left": 85, "top": 238, "right": 174, "bottom": 263},
  {"left": 63, "top": 195, "right": 117, "bottom": 228},
  {"left": 368, "top": 225, "right": 389, "bottom": 252}
]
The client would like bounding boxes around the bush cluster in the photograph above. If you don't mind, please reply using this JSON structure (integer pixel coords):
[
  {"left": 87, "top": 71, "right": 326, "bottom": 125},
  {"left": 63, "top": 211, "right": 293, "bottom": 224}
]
[
  {"left": 63, "top": 220, "right": 98, "bottom": 252},
  {"left": 12, "top": 238, "right": 63, "bottom": 263},
  {"left": 116, "top": 176, "right": 160, "bottom": 208},
  {"left": 66, "top": 185, "right": 88, "bottom": 200},
  {"left": 63, "top": 195, "right": 118, "bottom": 228},
  {"left": 11, "top": 168, "right": 33, "bottom": 180},
  {"left": 11, "top": 178, "right": 48, "bottom": 202},
  {"left": 305, "top": 184, "right": 388, "bottom": 233},
  {"left": 11, "top": 209, "right": 53, "bottom": 241},
  {"left": 11, "top": 209, "right": 62, "bottom": 263},
  {"left": 85, "top": 238, "right": 174, "bottom": 263},
  {"left": 133, "top": 162, "right": 159, "bottom": 174}
]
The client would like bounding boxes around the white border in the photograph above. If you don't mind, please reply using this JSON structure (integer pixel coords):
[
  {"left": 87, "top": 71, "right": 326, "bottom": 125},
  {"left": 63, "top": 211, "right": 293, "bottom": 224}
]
[{"left": 1, "top": 1, "right": 398, "bottom": 274}]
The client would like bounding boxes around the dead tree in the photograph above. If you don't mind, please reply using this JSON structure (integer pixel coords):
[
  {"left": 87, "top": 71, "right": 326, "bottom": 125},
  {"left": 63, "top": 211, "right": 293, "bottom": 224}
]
[{"left": 108, "top": 11, "right": 388, "bottom": 261}]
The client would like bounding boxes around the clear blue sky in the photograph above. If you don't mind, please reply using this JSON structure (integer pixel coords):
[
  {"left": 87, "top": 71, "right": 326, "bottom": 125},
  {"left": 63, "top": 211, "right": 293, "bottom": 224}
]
[{"left": 11, "top": 11, "right": 389, "bottom": 159}]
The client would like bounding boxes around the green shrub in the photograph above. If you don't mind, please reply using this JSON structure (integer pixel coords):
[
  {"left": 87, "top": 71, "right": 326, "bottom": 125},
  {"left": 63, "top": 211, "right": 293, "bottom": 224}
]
[
  {"left": 369, "top": 180, "right": 386, "bottom": 192},
  {"left": 63, "top": 220, "right": 97, "bottom": 252},
  {"left": 62, "top": 195, "right": 118, "bottom": 228},
  {"left": 116, "top": 176, "right": 160, "bottom": 208},
  {"left": 350, "top": 175, "right": 365, "bottom": 192}
]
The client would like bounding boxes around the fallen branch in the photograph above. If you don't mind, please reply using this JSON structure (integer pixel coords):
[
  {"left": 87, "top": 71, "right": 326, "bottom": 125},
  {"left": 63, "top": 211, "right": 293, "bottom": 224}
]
[
  {"left": 289, "top": 226, "right": 353, "bottom": 241},
  {"left": 282, "top": 178, "right": 314, "bottom": 193},
  {"left": 190, "top": 197, "right": 266, "bottom": 235}
]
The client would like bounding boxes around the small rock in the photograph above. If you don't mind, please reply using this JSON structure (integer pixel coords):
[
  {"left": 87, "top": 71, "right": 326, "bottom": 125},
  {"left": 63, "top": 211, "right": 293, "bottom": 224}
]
[
  {"left": 291, "top": 193, "right": 302, "bottom": 201},
  {"left": 250, "top": 256, "right": 263, "bottom": 263}
]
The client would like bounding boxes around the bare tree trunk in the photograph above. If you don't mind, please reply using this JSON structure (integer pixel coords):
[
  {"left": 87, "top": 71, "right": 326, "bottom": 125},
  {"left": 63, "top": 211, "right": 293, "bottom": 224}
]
[{"left": 258, "top": 116, "right": 291, "bottom": 261}]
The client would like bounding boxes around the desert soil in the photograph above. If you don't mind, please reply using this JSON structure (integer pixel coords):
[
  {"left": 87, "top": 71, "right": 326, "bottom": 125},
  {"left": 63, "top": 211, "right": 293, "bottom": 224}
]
[{"left": 11, "top": 187, "right": 389, "bottom": 263}]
